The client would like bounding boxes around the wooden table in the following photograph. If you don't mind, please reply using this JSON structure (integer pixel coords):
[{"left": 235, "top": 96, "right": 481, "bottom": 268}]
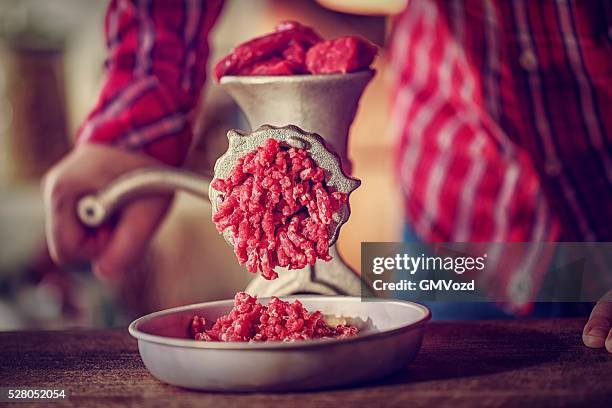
[{"left": 0, "top": 318, "right": 610, "bottom": 407}]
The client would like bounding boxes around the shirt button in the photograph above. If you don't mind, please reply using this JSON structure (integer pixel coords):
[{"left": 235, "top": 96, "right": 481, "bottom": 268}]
[
  {"left": 544, "top": 159, "right": 562, "bottom": 176},
  {"left": 519, "top": 50, "right": 538, "bottom": 71}
]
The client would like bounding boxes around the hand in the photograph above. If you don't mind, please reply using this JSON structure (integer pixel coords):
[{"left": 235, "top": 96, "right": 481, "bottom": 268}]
[
  {"left": 582, "top": 290, "right": 612, "bottom": 353},
  {"left": 42, "top": 144, "right": 172, "bottom": 281}
]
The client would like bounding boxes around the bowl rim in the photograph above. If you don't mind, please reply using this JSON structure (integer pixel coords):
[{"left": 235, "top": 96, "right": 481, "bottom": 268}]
[
  {"left": 128, "top": 295, "right": 431, "bottom": 350},
  {"left": 218, "top": 69, "right": 376, "bottom": 85}
]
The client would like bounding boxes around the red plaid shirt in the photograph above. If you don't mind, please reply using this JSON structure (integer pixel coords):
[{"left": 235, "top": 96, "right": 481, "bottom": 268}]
[
  {"left": 79, "top": 0, "right": 612, "bottom": 303},
  {"left": 76, "top": 0, "right": 222, "bottom": 166},
  {"left": 390, "top": 0, "right": 612, "bottom": 303}
]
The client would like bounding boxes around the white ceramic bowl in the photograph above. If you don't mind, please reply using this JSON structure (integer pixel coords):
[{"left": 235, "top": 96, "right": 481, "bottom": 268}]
[{"left": 129, "top": 296, "right": 430, "bottom": 392}]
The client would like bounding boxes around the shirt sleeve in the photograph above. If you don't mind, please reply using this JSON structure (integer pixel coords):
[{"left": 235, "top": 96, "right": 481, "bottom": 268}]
[
  {"left": 389, "top": 0, "right": 561, "bottom": 308},
  {"left": 76, "top": 0, "right": 223, "bottom": 166}
]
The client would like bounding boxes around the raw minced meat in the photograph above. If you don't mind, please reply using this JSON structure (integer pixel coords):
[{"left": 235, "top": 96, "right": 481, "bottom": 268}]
[
  {"left": 211, "top": 138, "right": 346, "bottom": 280},
  {"left": 191, "top": 292, "right": 358, "bottom": 342}
]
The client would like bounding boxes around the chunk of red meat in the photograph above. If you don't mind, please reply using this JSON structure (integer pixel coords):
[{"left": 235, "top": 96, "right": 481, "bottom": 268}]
[{"left": 306, "top": 36, "right": 377, "bottom": 75}]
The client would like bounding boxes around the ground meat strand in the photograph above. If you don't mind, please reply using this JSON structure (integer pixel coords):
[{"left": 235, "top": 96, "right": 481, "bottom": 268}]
[
  {"left": 212, "top": 138, "right": 346, "bottom": 280},
  {"left": 191, "top": 292, "right": 358, "bottom": 342}
]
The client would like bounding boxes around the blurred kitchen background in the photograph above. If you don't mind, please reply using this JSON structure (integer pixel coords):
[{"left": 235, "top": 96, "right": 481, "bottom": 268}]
[{"left": 0, "top": 0, "right": 405, "bottom": 330}]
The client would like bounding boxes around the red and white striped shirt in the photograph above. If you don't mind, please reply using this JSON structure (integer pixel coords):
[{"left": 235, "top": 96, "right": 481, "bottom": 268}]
[{"left": 79, "top": 0, "right": 611, "bottom": 303}]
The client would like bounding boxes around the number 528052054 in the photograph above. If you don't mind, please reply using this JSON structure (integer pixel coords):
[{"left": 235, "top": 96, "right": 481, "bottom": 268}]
[{"left": 5, "top": 389, "right": 67, "bottom": 400}]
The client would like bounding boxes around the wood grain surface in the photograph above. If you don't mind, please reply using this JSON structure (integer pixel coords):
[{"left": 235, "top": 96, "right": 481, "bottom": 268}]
[{"left": 0, "top": 318, "right": 610, "bottom": 407}]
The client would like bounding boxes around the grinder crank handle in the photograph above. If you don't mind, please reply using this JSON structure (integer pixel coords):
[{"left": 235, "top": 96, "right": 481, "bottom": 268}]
[{"left": 76, "top": 168, "right": 212, "bottom": 228}]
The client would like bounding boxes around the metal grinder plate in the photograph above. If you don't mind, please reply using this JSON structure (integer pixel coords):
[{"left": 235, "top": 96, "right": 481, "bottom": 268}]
[{"left": 209, "top": 124, "right": 360, "bottom": 248}]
